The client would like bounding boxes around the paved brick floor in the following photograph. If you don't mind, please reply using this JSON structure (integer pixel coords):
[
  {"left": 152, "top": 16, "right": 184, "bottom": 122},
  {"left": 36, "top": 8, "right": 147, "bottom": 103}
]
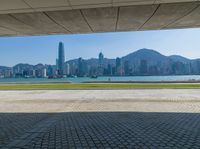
[
  {"left": 1, "top": 112, "right": 200, "bottom": 149},
  {"left": 0, "top": 90, "right": 200, "bottom": 149},
  {"left": 0, "top": 113, "right": 52, "bottom": 148}
]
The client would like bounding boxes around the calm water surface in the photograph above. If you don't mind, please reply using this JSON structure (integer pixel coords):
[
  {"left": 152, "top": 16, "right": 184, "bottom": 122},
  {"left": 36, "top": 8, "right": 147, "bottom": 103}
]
[{"left": 0, "top": 75, "right": 200, "bottom": 83}]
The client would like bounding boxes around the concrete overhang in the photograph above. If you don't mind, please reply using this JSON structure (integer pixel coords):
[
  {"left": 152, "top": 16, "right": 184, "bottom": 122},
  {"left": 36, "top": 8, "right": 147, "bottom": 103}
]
[{"left": 0, "top": 0, "right": 199, "bottom": 36}]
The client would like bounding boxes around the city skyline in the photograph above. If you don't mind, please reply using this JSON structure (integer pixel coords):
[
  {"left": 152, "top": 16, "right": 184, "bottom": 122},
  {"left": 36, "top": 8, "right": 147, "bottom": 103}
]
[
  {"left": 1, "top": 28, "right": 200, "bottom": 66},
  {"left": 1, "top": 46, "right": 200, "bottom": 68},
  {"left": 1, "top": 47, "right": 200, "bottom": 79}
]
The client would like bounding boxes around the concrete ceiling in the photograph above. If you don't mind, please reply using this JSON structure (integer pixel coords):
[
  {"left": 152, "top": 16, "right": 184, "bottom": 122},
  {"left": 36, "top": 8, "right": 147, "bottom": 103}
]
[{"left": 0, "top": 0, "right": 199, "bottom": 36}]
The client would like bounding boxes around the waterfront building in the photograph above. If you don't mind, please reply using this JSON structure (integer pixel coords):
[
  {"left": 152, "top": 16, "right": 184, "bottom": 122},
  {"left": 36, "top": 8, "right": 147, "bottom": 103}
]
[
  {"left": 22, "top": 70, "right": 29, "bottom": 77},
  {"left": 98, "top": 52, "right": 104, "bottom": 67},
  {"left": 78, "top": 57, "right": 85, "bottom": 77},
  {"left": 69, "top": 62, "right": 77, "bottom": 76},
  {"left": 47, "top": 66, "right": 53, "bottom": 77},
  {"left": 58, "top": 42, "right": 65, "bottom": 77},
  {"left": 89, "top": 66, "right": 97, "bottom": 76},
  {"left": 52, "top": 66, "right": 58, "bottom": 76},
  {"left": 98, "top": 52, "right": 104, "bottom": 76},
  {"left": 65, "top": 63, "right": 70, "bottom": 75},
  {"left": 116, "top": 57, "right": 121, "bottom": 68},
  {"left": 42, "top": 68, "right": 47, "bottom": 78},
  {"left": 116, "top": 57, "right": 122, "bottom": 76},
  {"left": 32, "top": 70, "right": 36, "bottom": 77},
  {"left": 124, "top": 60, "right": 130, "bottom": 76},
  {"left": 4, "top": 69, "right": 12, "bottom": 78},
  {"left": 107, "top": 64, "right": 112, "bottom": 76}
]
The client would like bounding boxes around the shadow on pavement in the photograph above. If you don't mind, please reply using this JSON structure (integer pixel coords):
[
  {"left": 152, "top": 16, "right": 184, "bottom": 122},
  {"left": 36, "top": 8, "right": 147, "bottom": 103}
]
[{"left": 0, "top": 112, "right": 200, "bottom": 149}]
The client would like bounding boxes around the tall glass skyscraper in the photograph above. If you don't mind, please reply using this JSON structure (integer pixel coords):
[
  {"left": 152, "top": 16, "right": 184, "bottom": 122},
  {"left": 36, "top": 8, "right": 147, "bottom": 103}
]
[
  {"left": 98, "top": 52, "right": 104, "bottom": 76},
  {"left": 98, "top": 52, "right": 104, "bottom": 67},
  {"left": 58, "top": 42, "right": 65, "bottom": 76}
]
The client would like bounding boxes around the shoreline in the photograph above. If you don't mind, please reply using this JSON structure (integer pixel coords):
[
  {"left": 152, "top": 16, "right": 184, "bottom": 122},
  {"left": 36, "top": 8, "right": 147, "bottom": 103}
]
[
  {"left": 0, "top": 80, "right": 200, "bottom": 84},
  {"left": 0, "top": 75, "right": 200, "bottom": 84},
  {"left": 82, "top": 80, "right": 200, "bottom": 84}
]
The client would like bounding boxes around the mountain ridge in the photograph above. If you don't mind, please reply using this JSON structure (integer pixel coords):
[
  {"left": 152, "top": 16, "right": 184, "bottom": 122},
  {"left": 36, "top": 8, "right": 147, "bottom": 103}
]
[
  {"left": 1, "top": 48, "right": 200, "bottom": 76},
  {"left": 0, "top": 49, "right": 194, "bottom": 67}
]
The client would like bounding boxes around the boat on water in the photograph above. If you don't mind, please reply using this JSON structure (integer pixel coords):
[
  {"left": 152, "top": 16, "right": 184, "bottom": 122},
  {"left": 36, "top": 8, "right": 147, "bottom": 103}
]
[{"left": 90, "top": 75, "right": 98, "bottom": 79}]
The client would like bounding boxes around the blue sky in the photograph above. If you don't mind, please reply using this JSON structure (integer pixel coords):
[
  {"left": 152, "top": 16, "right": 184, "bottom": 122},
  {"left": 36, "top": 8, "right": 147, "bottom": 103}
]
[{"left": 0, "top": 28, "right": 200, "bottom": 67}]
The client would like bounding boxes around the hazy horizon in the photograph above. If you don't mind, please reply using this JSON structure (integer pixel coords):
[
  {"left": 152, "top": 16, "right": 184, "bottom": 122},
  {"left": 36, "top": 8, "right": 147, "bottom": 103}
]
[{"left": 1, "top": 28, "right": 200, "bottom": 66}]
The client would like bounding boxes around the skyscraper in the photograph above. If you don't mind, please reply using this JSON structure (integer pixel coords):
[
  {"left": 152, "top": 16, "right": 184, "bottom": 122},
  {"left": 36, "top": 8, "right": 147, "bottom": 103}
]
[
  {"left": 116, "top": 57, "right": 122, "bottom": 75},
  {"left": 98, "top": 52, "right": 104, "bottom": 67},
  {"left": 98, "top": 52, "right": 104, "bottom": 76},
  {"left": 78, "top": 57, "right": 84, "bottom": 77},
  {"left": 124, "top": 60, "right": 130, "bottom": 76},
  {"left": 116, "top": 57, "right": 121, "bottom": 68},
  {"left": 58, "top": 42, "right": 65, "bottom": 76}
]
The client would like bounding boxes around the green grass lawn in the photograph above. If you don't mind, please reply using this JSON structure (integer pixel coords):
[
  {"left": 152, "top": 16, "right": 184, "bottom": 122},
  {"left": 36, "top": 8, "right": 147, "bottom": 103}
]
[{"left": 0, "top": 83, "right": 200, "bottom": 90}]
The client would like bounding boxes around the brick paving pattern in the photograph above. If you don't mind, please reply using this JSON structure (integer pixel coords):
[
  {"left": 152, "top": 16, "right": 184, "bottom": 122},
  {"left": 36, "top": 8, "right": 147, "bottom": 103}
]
[
  {"left": 1, "top": 112, "right": 200, "bottom": 149},
  {"left": 1, "top": 90, "right": 200, "bottom": 149},
  {"left": 0, "top": 113, "right": 51, "bottom": 148}
]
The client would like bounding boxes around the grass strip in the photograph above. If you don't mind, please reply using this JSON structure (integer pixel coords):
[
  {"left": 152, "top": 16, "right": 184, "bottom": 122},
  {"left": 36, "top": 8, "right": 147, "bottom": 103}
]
[{"left": 0, "top": 83, "right": 200, "bottom": 90}]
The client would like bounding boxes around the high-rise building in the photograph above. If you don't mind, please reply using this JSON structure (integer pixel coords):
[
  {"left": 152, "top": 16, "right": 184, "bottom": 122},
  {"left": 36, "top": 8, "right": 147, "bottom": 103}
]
[
  {"left": 47, "top": 66, "right": 53, "bottom": 77},
  {"left": 42, "top": 68, "right": 47, "bottom": 78},
  {"left": 124, "top": 60, "right": 130, "bottom": 76},
  {"left": 70, "top": 62, "right": 76, "bottom": 76},
  {"left": 65, "top": 63, "right": 70, "bottom": 76},
  {"left": 107, "top": 64, "right": 112, "bottom": 76},
  {"left": 58, "top": 42, "right": 65, "bottom": 77},
  {"left": 98, "top": 52, "right": 104, "bottom": 67},
  {"left": 98, "top": 52, "right": 104, "bottom": 76},
  {"left": 32, "top": 70, "right": 36, "bottom": 77},
  {"left": 116, "top": 57, "right": 121, "bottom": 68},
  {"left": 78, "top": 57, "right": 84, "bottom": 77},
  {"left": 116, "top": 57, "right": 122, "bottom": 75}
]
